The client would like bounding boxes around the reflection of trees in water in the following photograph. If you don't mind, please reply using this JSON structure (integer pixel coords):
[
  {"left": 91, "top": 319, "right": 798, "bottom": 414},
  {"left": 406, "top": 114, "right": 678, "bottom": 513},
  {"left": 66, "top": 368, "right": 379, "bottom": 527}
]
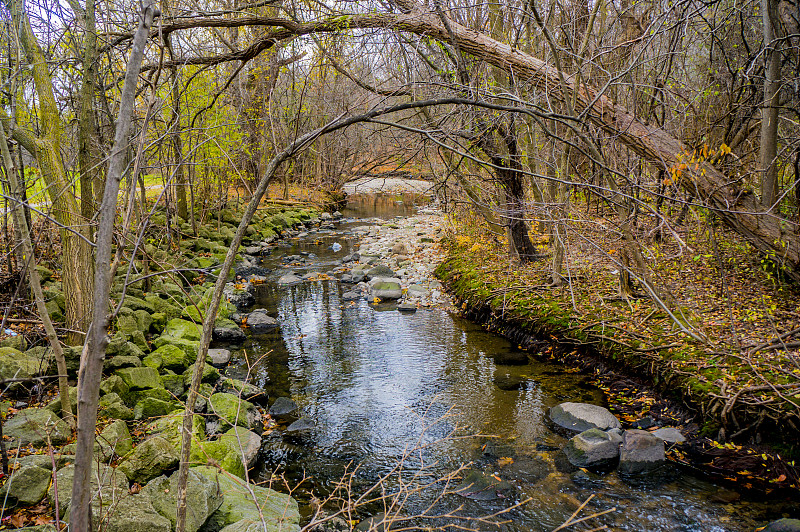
[{"left": 344, "top": 193, "right": 428, "bottom": 219}]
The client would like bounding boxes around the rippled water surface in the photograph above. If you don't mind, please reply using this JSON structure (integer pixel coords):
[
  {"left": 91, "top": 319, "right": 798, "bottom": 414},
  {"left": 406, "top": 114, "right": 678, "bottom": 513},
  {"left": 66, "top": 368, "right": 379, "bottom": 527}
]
[{"left": 221, "top": 196, "right": 786, "bottom": 531}]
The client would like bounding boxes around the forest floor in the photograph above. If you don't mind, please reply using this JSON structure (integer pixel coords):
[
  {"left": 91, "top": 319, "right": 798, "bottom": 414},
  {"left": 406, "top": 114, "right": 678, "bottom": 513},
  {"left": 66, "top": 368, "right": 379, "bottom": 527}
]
[{"left": 435, "top": 208, "right": 800, "bottom": 494}]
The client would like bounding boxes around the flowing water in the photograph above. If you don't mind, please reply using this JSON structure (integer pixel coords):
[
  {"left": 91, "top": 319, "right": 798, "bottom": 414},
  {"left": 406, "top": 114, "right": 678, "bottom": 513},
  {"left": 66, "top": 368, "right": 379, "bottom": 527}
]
[{"left": 221, "top": 195, "right": 789, "bottom": 531}]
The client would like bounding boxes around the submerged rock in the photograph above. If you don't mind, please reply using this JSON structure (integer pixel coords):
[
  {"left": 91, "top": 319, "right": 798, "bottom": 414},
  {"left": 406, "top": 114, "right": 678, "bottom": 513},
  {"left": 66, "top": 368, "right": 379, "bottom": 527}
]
[
  {"left": 549, "top": 402, "right": 621, "bottom": 433},
  {"left": 761, "top": 519, "right": 800, "bottom": 532},
  {"left": 453, "top": 470, "right": 515, "bottom": 501},
  {"left": 563, "top": 428, "right": 620, "bottom": 468},
  {"left": 277, "top": 273, "right": 303, "bottom": 286}
]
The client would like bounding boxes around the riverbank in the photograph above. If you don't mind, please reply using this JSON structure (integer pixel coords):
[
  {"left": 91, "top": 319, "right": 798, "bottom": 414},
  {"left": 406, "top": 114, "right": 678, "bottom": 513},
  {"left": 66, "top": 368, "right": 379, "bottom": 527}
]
[
  {"left": 0, "top": 202, "right": 321, "bottom": 530},
  {"left": 434, "top": 235, "right": 800, "bottom": 494}
]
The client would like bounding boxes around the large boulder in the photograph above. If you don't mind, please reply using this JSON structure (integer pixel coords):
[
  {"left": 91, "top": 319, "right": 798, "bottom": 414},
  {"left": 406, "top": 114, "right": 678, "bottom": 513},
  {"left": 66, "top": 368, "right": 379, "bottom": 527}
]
[
  {"left": 618, "top": 429, "right": 666, "bottom": 475},
  {"left": 143, "top": 469, "right": 223, "bottom": 532},
  {"left": 563, "top": 428, "right": 620, "bottom": 468},
  {"left": 49, "top": 463, "right": 129, "bottom": 520},
  {"left": 190, "top": 439, "right": 245, "bottom": 479},
  {"left": 118, "top": 436, "right": 180, "bottom": 484},
  {"left": 208, "top": 393, "right": 261, "bottom": 432},
  {"left": 548, "top": 402, "right": 621, "bottom": 433},
  {"left": 192, "top": 466, "right": 301, "bottom": 532},
  {"left": 134, "top": 397, "right": 180, "bottom": 420},
  {"left": 4, "top": 408, "right": 71, "bottom": 446},
  {"left": 0, "top": 347, "right": 43, "bottom": 385},
  {"left": 0, "top": 464, "right": 52, "bottom": 507},
  {"left": 101, "top": 493, "right": 172, "bottom": 532}
]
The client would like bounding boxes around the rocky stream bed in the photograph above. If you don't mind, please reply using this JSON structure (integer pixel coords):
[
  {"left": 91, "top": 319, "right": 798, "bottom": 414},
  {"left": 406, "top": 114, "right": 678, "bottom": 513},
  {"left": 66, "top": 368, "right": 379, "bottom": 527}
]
[{"left": 0, "top": 196, "right": 798, "bottom": 531}]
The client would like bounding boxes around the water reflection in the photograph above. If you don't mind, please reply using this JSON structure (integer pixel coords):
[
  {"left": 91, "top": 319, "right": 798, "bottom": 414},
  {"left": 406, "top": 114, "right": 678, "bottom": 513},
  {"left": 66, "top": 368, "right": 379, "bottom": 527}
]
[{"left": 217, "top": 203, "right": 786, "bottom": 531}]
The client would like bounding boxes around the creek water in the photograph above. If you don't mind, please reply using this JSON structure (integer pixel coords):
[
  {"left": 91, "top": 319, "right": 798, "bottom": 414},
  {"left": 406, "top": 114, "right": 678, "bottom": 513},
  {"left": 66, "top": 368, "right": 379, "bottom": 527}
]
[{"left": 221, "top": 194, "right": 782, "bottom": 531}]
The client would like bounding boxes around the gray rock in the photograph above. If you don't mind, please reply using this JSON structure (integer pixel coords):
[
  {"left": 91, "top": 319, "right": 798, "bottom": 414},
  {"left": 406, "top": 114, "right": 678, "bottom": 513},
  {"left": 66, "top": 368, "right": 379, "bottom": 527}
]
[
  {"left": 618, "top": 429, "right": 666, "bottom": 475},
  {"left": 286, "top": 417, "right": 315, "bottom": 433},
  {"left": 0, "top": 465, "right": 52, "bottom": 506},
  {"left": 342, "top": 252, "right": 360, "bottom": 263},
  {"left": 49, "top": 463, "right": 129, "bottom": 520},
  {"left": 219, "top": 426, "right": 262, "bottom": 468},
  {"left": 245, "top": 309, "right": 279, "bottom": 332},
  {"left": 209, "top": 348, "right": 232, "bottom": 366},
  {"left": 118, "top": 436, "right": 180, "bottom": 484},
  {"left": 370, "top": 278, "right": 402, "bottom": 300},
  {"left": 102, "top": 493, "right": 172, "bottom": 532},
  {"left": 97, "top": 419, "right": 134, "bottom": 458},
  {"left": 213, "top": 326, "right": 246, "bottom": 343},
  {"left": 341, "top": 291, "right": 362, "bottom": 301},
  {"left": 4, "top": 408, "right": 71, "bottom": 446},
  {"left": 366, "top": 265, "right": 395, "bottom": 279},
  {"left": 397, "top": 302, "right": 416, "bottom": 312},
  {"left": 269, "top": 397, "right": 299, "bottom": 421},
  {"left": 563, "top": 428, "right": 620, "bottom": 468},
  {"left": 104, "top": 355, "right": 143, "bottom": 372},
  {"left": 224, "top": 284, "right": 256, "bottom": 310},
  {"left": 651, "top": 427, "right": 686, "bottom": 443},
  {"left": 277, "top": 273, "right": 302, "bottom": 286},
  {"left": 549, "top": 402, "right": 621, "bottom": 432},
  {"left": 761, "top": 519, "right": 800, "bottom": 532},
  {"left": 144, "top": 469, "right": 223, "bottom": 532},
  {"left": 406, "top": 284, "right": 430, "bottom": 297}
]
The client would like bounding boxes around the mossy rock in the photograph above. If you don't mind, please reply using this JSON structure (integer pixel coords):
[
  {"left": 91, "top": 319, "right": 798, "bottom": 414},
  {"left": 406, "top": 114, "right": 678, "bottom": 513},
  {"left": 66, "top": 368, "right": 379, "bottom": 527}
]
[
  {"left": 134, "top": 398, "right": 180, "bottom": 420},
  {"left": 191, "top": 466, "right": 300, "bottom": 531},
  {"left": 147, "top": 411, "right": 205, "bottom": 452},
  {"left": 183, "top": 363, "right": 220, "bottom": 386},
  {"left": 116, "top": 366, "right": 163, "bottom": 391},
  {"left": 149, "top": 344, "right": 192, "bottom": 372},
  {"left": 162, "top": 374, "right": 186, "bottom": 396},
  {"left": 118, "top": 436, "right": 180, "bottom": 484},
  {"left": 208, "top": 393, "right": 260, "bottom": 432},
  {"left": 155, "top": 318, "right": 202, "bottom": 346},
  {"left": 121, "top": 295, "right": 156, "bottom": 313}
]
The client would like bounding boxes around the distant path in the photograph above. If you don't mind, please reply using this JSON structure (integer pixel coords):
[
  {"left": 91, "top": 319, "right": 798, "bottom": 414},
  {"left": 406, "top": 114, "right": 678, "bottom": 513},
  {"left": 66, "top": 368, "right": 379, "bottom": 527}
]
[{"left": 342, "top": 177, "right": 434, "bottom": 195}]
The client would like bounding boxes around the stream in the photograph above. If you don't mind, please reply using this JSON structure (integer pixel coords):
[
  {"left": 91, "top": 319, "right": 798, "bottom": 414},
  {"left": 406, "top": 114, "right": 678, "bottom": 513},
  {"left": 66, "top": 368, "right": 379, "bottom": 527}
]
[{"left": 220, "top": 194, "right": 782, "bottom": 532}]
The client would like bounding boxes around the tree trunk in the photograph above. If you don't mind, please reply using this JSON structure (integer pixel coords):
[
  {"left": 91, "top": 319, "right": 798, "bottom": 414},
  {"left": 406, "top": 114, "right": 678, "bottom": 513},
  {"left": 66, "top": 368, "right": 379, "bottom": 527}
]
[
  {"left": 77, "top": 0, "right": 100, "bottom": 222},
  {"left": 7, "top": 0, "right": 94, "bottom": 345},
  {"left": 70, "top": 4, "right": 156, "bottom": 530},
  {"left": 759, "top": 0, "right": 781, "bottom": 209},
  {"left": 0, "top": 120, "right": 74, "bottom": 428}
]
